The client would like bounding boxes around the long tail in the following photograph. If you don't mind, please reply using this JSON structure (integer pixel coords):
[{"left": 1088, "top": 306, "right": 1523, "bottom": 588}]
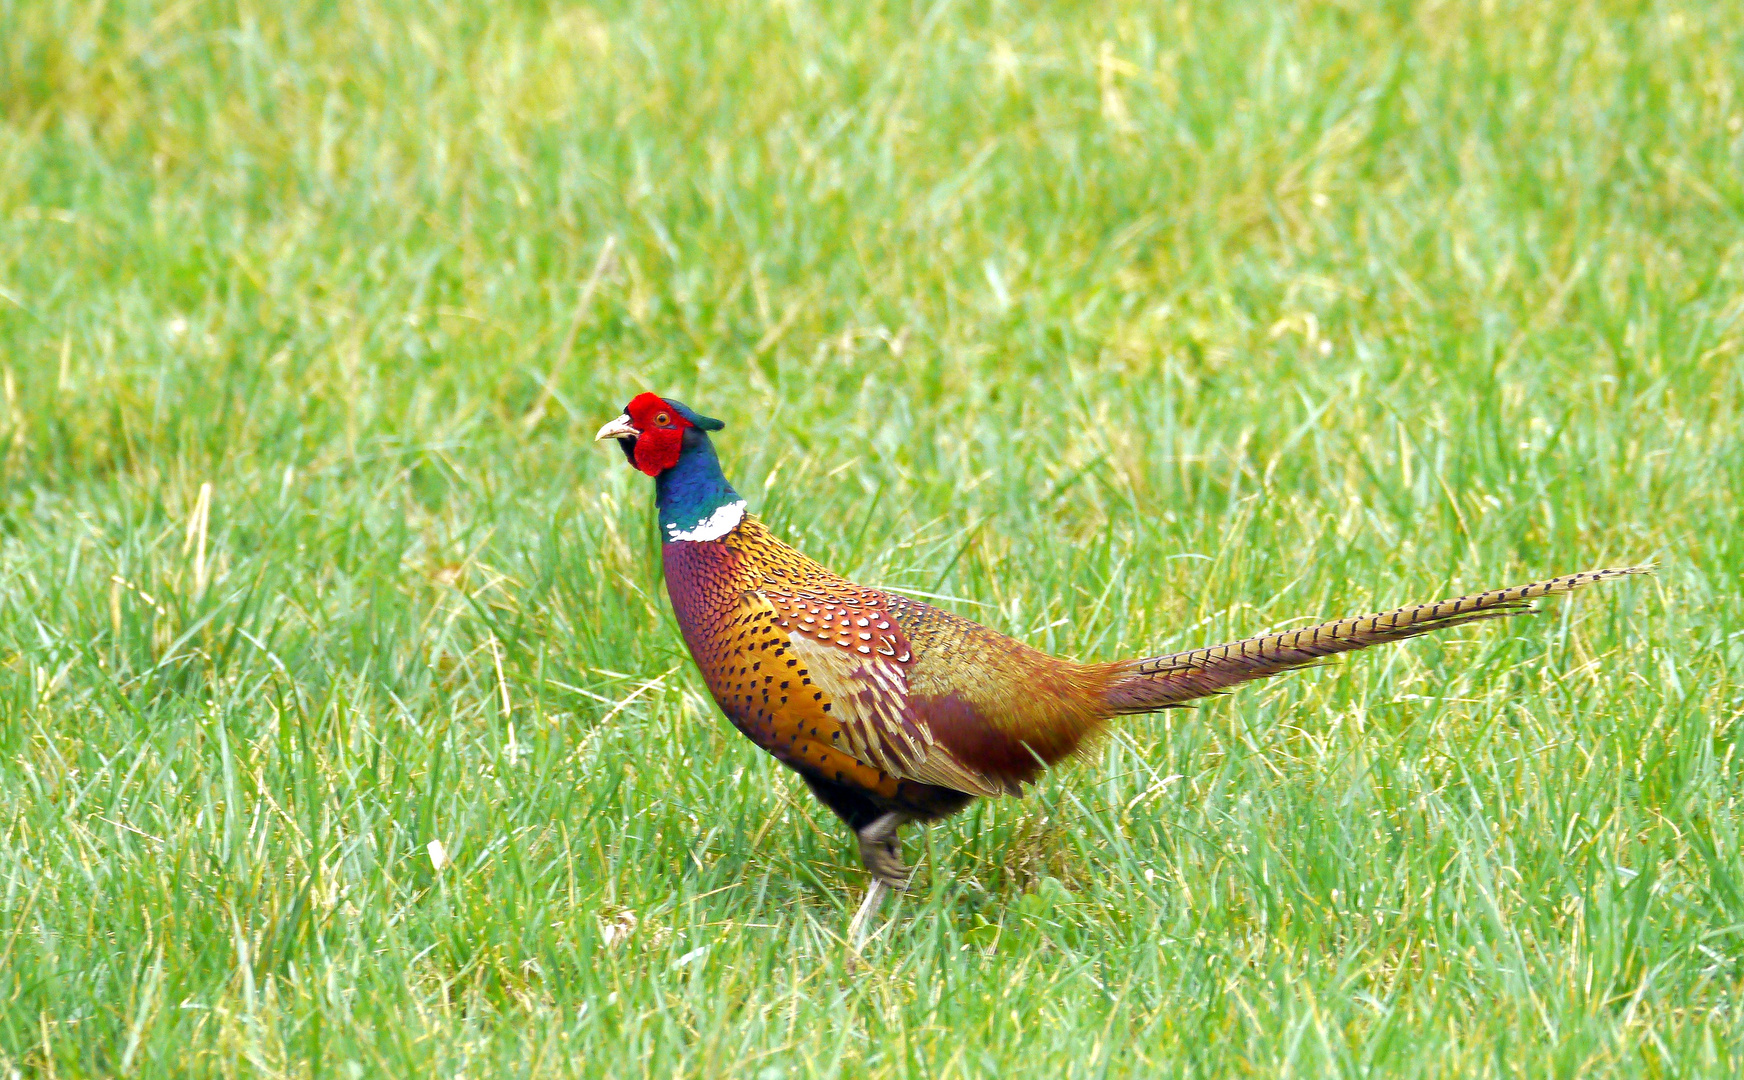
[{"left": 1100, "top": 566, "right": 1651, "bottom": 715}]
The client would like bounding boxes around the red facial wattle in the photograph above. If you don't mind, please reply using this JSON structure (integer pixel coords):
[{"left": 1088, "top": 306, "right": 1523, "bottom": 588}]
[{"left": 624, "top": 392, "right": 691, "bottom": 476}]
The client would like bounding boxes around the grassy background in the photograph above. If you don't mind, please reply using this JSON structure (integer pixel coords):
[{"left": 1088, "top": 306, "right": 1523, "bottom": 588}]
[{"left": 1, "top": 0, "right": 1740, "bottom": 1074}]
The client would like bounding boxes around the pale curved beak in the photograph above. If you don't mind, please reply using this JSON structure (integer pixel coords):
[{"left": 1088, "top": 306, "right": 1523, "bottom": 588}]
[{"left": 595, "top": 414, "right": 638, "bottom": 442}]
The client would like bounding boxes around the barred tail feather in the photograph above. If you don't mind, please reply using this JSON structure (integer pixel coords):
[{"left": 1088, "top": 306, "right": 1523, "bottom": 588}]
[{"left": 1101, "top": 565, "right": 1651, "bottom": 716}]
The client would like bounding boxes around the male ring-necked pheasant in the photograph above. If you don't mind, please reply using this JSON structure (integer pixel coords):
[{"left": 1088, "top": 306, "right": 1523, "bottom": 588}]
[{"left": 596, "top": 392, "right": 1645, "bottom": 939}]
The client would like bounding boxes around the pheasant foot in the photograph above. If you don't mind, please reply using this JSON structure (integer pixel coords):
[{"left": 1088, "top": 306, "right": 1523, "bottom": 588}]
[{"left": 855, "top": 812, "right": 915, "bottom": 889}]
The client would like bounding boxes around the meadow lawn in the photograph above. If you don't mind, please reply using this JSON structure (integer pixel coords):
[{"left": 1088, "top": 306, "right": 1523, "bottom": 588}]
[{"left": 2, "top": 0, "right": 1742, "bottom": 1075}]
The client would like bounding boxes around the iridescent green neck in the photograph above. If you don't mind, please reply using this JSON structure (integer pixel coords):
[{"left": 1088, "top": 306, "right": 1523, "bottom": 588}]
[{"left": 654, "top": 430, "right": 745, "bottom": 543}]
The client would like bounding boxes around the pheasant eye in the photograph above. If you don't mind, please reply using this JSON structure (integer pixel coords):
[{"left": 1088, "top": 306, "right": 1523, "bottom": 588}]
[{"left": 654, "top": 412, "right": 671, "bottom": 426}]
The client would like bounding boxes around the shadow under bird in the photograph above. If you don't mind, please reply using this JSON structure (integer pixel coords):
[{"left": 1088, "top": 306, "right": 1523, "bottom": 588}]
[{"left": 595, "top": 392, "right": 1648, "bottom": 944}]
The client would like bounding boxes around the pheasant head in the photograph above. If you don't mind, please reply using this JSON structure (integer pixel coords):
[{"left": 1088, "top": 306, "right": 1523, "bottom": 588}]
[{"left": 596, "top": 392, "right": 744, "bottom": 542}]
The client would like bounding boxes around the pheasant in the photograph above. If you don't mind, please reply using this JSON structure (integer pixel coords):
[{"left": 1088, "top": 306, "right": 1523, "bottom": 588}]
[{"left": 595, "top": 392, "right": 1646, "bottom": 941}]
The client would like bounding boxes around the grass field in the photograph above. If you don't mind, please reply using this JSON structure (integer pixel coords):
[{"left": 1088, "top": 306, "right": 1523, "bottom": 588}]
[{"left": 2, "top": 0, "right": 1741, "bottom": 1075}]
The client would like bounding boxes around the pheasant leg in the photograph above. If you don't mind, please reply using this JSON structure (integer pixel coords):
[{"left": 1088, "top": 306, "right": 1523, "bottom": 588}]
[{"left": 847, "top": 812, "right": 914, "bottom": 951}]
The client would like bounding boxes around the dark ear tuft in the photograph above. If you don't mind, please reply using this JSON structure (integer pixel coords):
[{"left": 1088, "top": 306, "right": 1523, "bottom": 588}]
[{"left": 663, "top": 399, "right": 726, "bottom": 431}]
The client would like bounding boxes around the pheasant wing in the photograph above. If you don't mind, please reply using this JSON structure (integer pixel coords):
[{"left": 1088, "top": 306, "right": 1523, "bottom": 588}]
[{"left": 762, "top": 589, "right": 1017, "bottom": 797}]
